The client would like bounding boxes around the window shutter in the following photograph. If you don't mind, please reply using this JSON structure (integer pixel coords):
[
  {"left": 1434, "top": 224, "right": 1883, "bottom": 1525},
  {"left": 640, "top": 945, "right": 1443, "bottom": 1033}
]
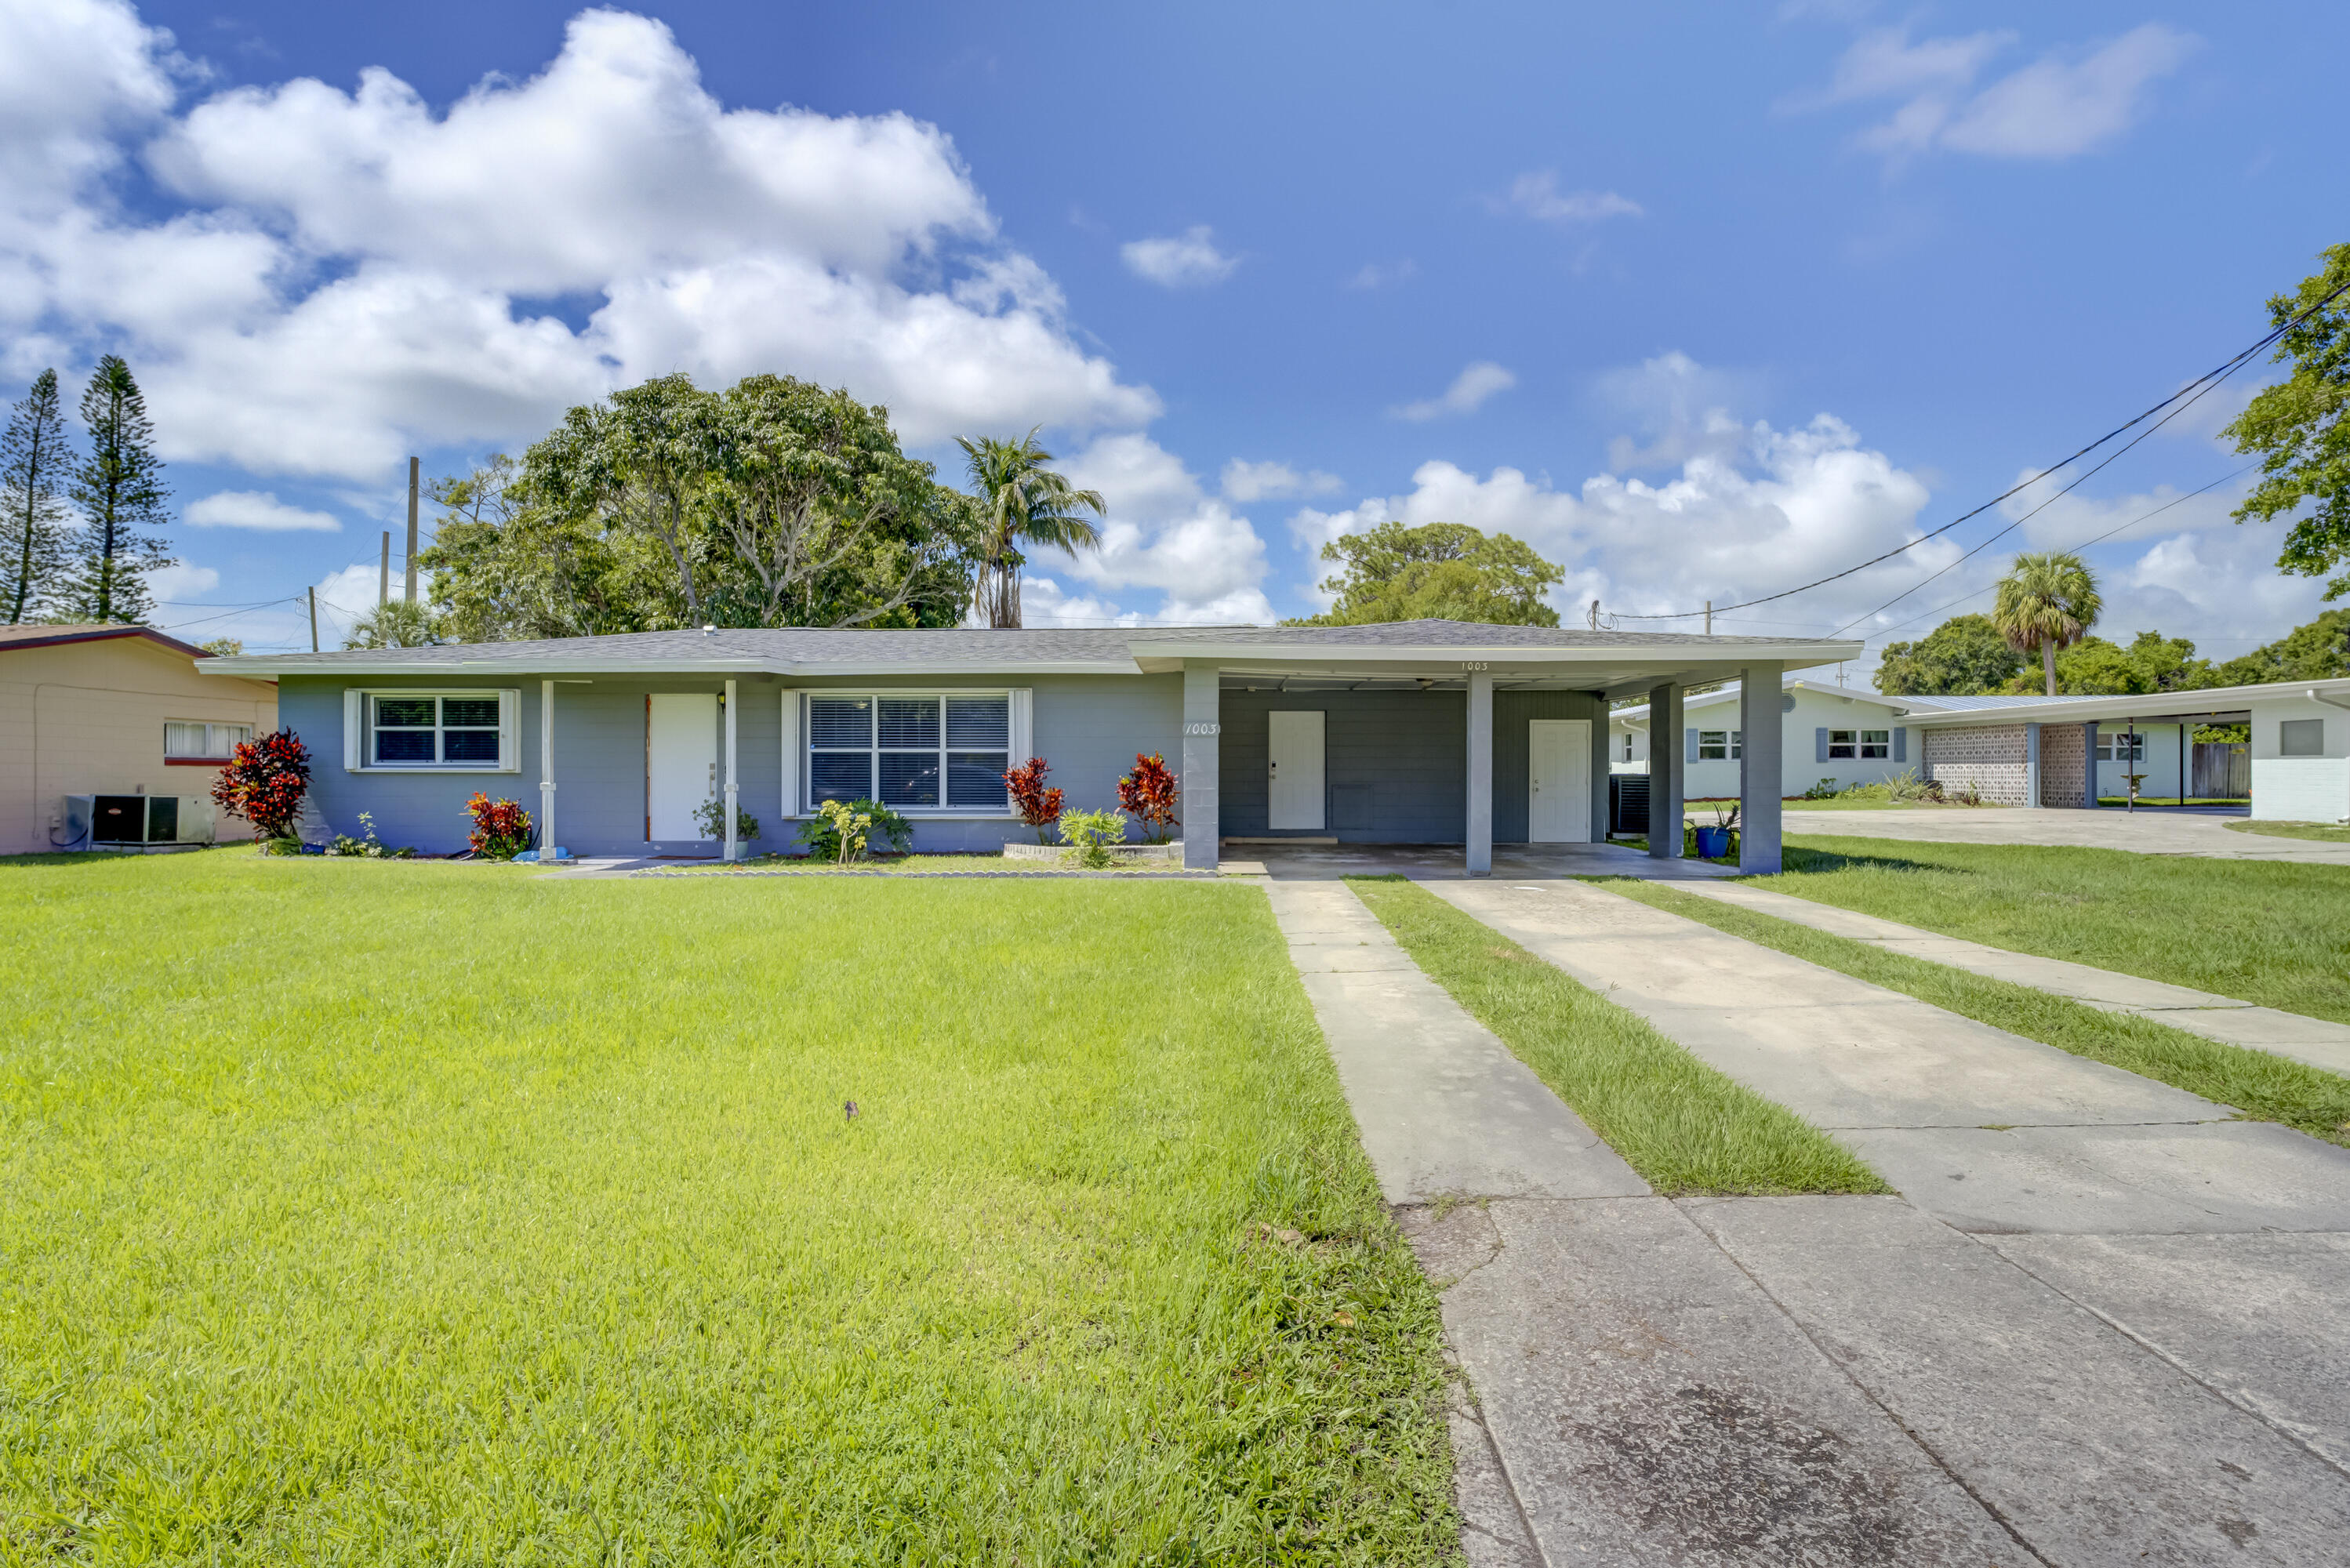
[
  {"left": 343, "top": 689, "right": 364, "bottom": 770},
  {"left": 497, "top": 689, "right": 520, "bottom": 772},
  {"left": 1685, "top": 728, "right": 1698, "bottom": 764},
  {"left": 778, "top": 690, "right": 802, "bottom": 815},
  {"left": 1894, "top": 727, "right": 1908, "bottom": 764},
  {"left": 1815, "top": 728, "right": 1829, "bottom": 764},
  {"left": 1010, "top": 688, "right": 1034, "bottom": 765}
]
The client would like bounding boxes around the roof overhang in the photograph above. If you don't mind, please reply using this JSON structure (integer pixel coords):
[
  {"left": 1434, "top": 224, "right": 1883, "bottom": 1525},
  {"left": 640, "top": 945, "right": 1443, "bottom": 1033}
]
[
  {"left": 1903, "top": 677, "right": 2350, "bottom": 728},
  {"left": 1135, "top": 638, "right": 1862, "bottom": 700}
]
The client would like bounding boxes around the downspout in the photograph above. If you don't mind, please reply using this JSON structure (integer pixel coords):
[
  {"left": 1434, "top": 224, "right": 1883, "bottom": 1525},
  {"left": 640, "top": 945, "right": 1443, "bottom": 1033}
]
[{"left": 723, "top": 677, "right": 739, "bottom": 862}]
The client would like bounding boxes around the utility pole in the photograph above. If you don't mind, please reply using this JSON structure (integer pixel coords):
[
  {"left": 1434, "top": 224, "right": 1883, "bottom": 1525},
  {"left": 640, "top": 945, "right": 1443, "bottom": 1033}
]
[
  {"left": 307, "top": 587, "right": 318, "bottom": 653},
  {"left": 405, "top": 456, "right": 420, "bottom": 604},
  {"left": 1704, "top": 600, "right": 1713, "bottom": 636},
  {"left": 379, "top": 532, "right": 390, "bottom": 608}
]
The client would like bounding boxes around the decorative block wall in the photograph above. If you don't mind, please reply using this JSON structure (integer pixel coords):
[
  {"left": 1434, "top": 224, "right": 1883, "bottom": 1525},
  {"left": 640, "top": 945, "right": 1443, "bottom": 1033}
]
[
  {"left": 2039, "top": 723, "right": 2087, "bottom": 808},
  {"left": 1922, "top": 724, "right": 2029, "bottom": 805}
]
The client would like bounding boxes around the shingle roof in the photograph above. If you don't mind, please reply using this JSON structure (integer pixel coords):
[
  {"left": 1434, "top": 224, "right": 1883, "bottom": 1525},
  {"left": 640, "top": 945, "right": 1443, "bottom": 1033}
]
[
  {"left": 1895, "top": 693, "right": 2104, "bottom": 711},
  {"left": 209, "top": 617, "right": 1854, "bottom": 671}
]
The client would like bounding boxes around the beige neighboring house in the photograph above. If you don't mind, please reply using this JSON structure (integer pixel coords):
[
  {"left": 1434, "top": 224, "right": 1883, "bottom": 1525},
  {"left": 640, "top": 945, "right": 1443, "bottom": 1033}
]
[{"left": 1, "top": 624, "right": 278, "bottom": 854}]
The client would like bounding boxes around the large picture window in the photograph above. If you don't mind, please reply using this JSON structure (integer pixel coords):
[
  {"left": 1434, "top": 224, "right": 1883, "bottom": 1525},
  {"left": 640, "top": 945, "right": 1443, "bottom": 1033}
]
[{"left": 806, "top": 693, "right": 1012, "bottom": 811}]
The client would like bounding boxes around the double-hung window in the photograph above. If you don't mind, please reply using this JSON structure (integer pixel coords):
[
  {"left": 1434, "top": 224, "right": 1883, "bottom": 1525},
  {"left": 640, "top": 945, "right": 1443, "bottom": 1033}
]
[
  {"left": 1824, "top": 729, "right": 1891, "bottom": 760},
  {"left": 165, "top": 721, "right": 251, "bottom": 762},
  {"left": 1698, "top": 729, "right": 1742, "bottom": 761},
  {"left": 367, "top": 695, "right": 503, "bottom": 766},
  {"left": 805, "top": 692, "right": 1012, "bottom": 811}
]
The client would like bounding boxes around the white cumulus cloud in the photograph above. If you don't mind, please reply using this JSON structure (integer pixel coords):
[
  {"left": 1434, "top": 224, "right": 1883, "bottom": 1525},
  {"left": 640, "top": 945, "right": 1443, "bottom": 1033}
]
[
  {"left": 1119, "top": 225, "right": 1238, "bottom": 288},
  {"left": 1047, "top": 434, "right": 1274, "bottom": 624},
  {"left": 0, "top": 2, "right": 1159, "bottom": 481},
  {"left": 1220, "top": 459, "right": 1342, "bottom": 503},
  {"left": 184, "top": 489, "right": 341, "bottom": 531},
  {"left": 1793, "top": 22, "right": 2197, "bottom": 162},
  {"left": 1498, "top": 172, "right": 1644, "bottom": 224},
  {"left": 1392, "top": 361, "right": 1516, "bottom": 422}
]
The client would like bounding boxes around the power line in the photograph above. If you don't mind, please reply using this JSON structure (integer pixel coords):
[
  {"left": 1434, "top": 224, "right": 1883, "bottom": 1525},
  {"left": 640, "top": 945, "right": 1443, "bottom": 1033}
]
[{"left": 1611, "top": 273, "right": 2350, "bottom": 624}]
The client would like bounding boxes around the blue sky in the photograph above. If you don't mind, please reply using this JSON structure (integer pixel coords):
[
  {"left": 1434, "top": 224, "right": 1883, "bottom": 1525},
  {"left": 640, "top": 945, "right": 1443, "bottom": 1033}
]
[{"left": 7, "top": 0, "right": 2345, "bottom": 665}]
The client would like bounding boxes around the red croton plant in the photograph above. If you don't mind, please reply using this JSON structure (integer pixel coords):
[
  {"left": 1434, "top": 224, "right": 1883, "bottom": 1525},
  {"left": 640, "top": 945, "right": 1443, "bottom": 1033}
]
[
  {"left": 465, "top": 794, "right": 534, "bottom": 861},
  {"left": 1003, "top": 757, "right": 1065, "bottom": 844},
  {"left": 210, "top": 729, "right": 311, "bottom": 842},
  {"left": 1116, "top": 752, "right": 1180, "bottom": 844}
]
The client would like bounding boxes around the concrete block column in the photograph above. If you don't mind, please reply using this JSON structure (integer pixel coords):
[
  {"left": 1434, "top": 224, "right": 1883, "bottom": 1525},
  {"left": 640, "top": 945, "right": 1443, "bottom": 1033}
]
[
  {"left": 1738, "top": 664, "right": 1782, "bottom": 874},
  {"left": 1647, "top": 682, "right": 1684, "bottom": 859},
  {"left": 1466, "top": 670, "right": 1493, "bottom": 876},
  {"left": 1182, "top": 663, "right": 1221, "bottom": 871}
]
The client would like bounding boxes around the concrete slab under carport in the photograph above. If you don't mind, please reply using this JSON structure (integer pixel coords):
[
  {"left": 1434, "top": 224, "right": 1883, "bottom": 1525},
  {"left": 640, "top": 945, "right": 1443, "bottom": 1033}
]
[{"left": 1669, "top": 877, "right": 2350, "bottom": 1076}]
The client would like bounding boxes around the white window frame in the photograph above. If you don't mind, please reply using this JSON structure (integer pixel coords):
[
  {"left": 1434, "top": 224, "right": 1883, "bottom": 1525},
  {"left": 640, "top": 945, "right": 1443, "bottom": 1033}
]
[
  {"left": 2097, "top": 732, "right": 2148, "bottom": 762},
  {"left": 164, "top": 720, "right": 252, "bottom": 761},
  {"left": 1698, "top": 728, "right": 1741, "bottom": 761},
  {"left": 342, "top": 688, "right": 520, "bottom": 773},
  {"left": 785, "top": 688, "right": 1028, "bottom": 818},
  {"left": 1826, "top": 728, "right": 1858, "bottom": 760},
  {"left": 1859, "top": 728, "right": 1891, "bottom": 760}
]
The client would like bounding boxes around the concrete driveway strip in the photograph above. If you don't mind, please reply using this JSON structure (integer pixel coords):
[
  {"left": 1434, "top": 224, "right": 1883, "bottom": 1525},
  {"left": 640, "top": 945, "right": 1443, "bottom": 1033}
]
[
  {"left": 1782, "top": 806, "right": 2350, "bottom": 866},
  {"left": 1687, "top": 1197, "right": 2350, "bottom": 1566},
  {"left": 1425, "top": 878, "right": 2350, "bottom": 1235},
  {"left": 1262, "top": 880, "right": 1647, "bottom": 1204},
  {"left": 1665, "top": 879, "right": 2350, "bottom": 1076}
]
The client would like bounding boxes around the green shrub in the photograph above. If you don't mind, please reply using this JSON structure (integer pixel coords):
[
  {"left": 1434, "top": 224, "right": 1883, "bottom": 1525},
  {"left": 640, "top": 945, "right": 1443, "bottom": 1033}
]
[
  {"left": 692, "top": 798, "right": 761, "bottom": 844},
  {"left": 794, "top": 798, "right": 913, "bottom": 863},
  {"left": 1058, "top": 808, "right": 1128, "bottom": 869}
]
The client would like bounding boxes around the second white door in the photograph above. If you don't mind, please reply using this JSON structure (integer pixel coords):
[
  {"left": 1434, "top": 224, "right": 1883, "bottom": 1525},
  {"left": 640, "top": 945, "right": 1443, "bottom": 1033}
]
[
  {"left": 647, "top": 693, "right": 719, "bottom": 841},
  {"left": 1267, "top": 710, "right": 1326, "bottom": 830},
  {"left": 1527, "top": 719, "right": 1591, "bottom": 842}
]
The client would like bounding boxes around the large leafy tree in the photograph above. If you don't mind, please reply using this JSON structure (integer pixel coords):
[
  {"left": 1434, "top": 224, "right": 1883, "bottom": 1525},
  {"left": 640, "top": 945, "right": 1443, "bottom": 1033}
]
[
  {"left": 2214, "top": 607, "right": 2350, "bottom": 684},
  {"left": 1285, "top": 521, "right": 1564, "bottom": 626},
  {"left": 1992, "top": 551, "right": 2101, "bottom": 696},
  {"left": 2225, "top": 243, "right": 2350, "bottom": 600},
  {"left": 423, "top": 375, "right": 980, "bottom": 638},
  {"left": 2, "top": 369, "right": 72, "bottom": 624},
  {"left": 957, "top": 429, "right": 1104, "bottom": 628},
  {"left": 1873, "top": 612, "right": 2022, "bottom": 695},
  {"left": 63, "top": 357, "right": 175, "bottom": 624}
]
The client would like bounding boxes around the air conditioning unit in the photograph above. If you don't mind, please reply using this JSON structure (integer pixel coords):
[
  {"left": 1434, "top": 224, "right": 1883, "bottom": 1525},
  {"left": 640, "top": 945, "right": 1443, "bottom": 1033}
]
[{"left": 66, "top": 793, "right": 217, "bottom": 848}]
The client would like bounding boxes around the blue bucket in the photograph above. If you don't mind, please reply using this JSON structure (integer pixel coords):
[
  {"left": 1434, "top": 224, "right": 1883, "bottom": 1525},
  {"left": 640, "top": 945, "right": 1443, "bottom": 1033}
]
[{"left": 1694, "top": 826, "right": 1731, "bottom": 859}]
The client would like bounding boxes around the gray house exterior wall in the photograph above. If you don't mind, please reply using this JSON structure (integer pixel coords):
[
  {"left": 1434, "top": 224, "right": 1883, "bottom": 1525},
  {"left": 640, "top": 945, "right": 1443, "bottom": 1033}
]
[
  {"left": 280, "top": 671, "right": 1183, "bottom": 857},
  {"left": 1216, "top": 686, "right": 1606, "bottom": 844}
]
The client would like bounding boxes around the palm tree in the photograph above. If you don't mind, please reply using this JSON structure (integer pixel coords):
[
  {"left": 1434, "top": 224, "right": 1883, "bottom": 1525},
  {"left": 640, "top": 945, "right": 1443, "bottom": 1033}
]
[
  {"left": 956, "top": 428, "right": 1105, "bottom": 628},
  {"left": 1992, "top": 550, "right": 2101, "bottom": 695}
]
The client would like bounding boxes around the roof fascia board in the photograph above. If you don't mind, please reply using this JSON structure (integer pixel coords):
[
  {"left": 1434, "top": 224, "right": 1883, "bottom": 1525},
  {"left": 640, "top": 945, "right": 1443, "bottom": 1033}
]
[
  {"left": 1132, "top": 639, "right": 1861, "bottom": 665},
  {"left": 203, "top": 655, "right": 772, "bottom": 677},
  {"left": 1904, "top": 677, "right": 2350, "bottom": 727}
]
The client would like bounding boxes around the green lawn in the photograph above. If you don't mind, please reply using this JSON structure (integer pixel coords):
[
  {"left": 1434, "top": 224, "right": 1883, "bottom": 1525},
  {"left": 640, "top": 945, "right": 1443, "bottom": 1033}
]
[
  {"left": 2226, "top": 818, "right": 2350, "bottom": 844},
  {"left": 1346, "top": 878, "right": 1886, "bottom": 1196},
  {"left": 1764, "top": 834, "right": 2350, "bottom": 1025},
  {"left": 2, "top": 851, "right": 1454, "bottom": 1563},
  {"left": 1604, "top": 880, "right": 2350, "bottom": 1149}
]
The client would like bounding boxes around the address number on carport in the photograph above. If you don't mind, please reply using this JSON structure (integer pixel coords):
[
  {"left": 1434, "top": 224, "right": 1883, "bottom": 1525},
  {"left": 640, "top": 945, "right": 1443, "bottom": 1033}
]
[{"left": 1183, "top": 722, "right": 1222, "bottom": 736}]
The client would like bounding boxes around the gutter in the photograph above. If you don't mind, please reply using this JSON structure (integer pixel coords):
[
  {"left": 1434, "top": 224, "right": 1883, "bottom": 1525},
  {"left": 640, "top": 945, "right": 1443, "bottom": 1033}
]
[{"left": 2311, "top": 688, "right": 2350, "bottom": 714}]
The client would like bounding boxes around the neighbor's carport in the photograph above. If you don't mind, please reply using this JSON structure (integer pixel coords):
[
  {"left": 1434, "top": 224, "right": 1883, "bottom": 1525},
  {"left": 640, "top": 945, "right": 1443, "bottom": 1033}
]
[{"left": 1121, "top": 626, "right": 1863, "bottom": 877}]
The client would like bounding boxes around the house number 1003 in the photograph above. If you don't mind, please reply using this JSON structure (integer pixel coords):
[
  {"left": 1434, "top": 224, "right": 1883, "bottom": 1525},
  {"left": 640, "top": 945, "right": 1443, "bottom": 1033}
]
[{"left": 1184, "top": 722, "right": 1221, "bottom": 736}]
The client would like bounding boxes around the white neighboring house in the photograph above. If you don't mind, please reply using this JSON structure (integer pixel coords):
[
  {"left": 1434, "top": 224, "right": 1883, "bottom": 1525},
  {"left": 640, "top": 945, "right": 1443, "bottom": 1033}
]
[
  {"left": 2253, "top": 684, "right": 2350, "bottom": 822},
  {"left": 1611, "top": 677, "right": 1939, "bottom": 799}
]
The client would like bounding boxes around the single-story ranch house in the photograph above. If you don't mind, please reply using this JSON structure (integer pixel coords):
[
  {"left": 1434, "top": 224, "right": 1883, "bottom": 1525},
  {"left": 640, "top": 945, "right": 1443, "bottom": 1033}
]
[{"left": 200, "top": 620, "right": 1864, "bottom": 873}]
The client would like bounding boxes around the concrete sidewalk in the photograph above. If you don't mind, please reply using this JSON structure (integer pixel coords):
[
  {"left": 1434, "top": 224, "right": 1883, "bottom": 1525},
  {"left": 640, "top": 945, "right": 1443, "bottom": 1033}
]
[
  {"left": 1667, "top": 878, "right": 2350, "bottom": 1076},
  {"left": 1278, "top": 877, "right": 2350, "bottom": 1564},
  {"left": 1782, "top": 805, "right": 2350, "bottom": 866}
]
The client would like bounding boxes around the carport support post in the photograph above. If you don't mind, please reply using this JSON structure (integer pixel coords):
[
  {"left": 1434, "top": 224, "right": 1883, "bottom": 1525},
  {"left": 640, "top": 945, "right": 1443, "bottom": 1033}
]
[
  {"left": 2082, "top": 722, "right": 2099, "bottom": 808},
  {"left": 538, "top": 680, "right": 556, "bottom": 862},
  {"left": 1738, "top": 664, "right": 1782, "bottom": 874},
  {"left": 723, "top": 677, "right": 739, "bottom": 862},
  {"left": 2025, "top": 722, "right": 2042, "bottom": 808},
  {"left": 1466, "top": 670, "right": 1494, "bottom": 876},
  {"left": 1182, "top": 664, "right": 1220, "bottom": 872},
  {"left": 1647, "top": 682, "right": 1683, "bottom": 860}
]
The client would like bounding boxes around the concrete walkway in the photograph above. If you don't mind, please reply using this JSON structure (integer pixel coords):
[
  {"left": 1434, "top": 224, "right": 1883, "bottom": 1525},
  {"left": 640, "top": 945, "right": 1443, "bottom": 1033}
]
[
  {"left": 1271, "top": 877, "right": 2350, "bottom": 1563},
  {"left": 1667, "top": 878, "right": 2350, "bottom": 1076},
  {"left": 1782, "top": 805, "right": 2350, "bottom": 866}
]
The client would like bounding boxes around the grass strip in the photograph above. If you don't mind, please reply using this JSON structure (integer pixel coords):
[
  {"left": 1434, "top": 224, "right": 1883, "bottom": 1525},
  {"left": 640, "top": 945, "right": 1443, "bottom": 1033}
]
[
  {"left": 1604, "top": 879, "right": 2350, "bottom": 1150},
  {"left": 1767, "top": 836, "right": 2350, "bottom": 1025},
  {"left": 1345, "top": 877, "right": 1887, "bottom": 1196},
  {"left": 2225, "top": 818, "right": 2350, "bottom": 844},
  {"left": 2, "top": 851, "right": 1457, "bottom": 1562}
]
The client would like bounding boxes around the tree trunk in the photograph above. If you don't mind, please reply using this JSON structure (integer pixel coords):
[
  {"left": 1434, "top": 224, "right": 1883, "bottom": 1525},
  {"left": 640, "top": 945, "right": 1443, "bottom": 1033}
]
[{"left": 2042, "top": 641, "right": 2058, "bottom": 696}]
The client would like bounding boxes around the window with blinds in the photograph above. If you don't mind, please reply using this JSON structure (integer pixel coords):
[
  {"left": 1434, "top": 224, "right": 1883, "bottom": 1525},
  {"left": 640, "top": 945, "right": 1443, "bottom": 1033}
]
[
  {"left": 164, "top": 721, "right": 252, "bottom": 760},
  {"left": 369, "top": 695, "right": 503, "bottom": 766},
  {"left": 806, "top": 693, "right": 1011, "bottom": 810}
]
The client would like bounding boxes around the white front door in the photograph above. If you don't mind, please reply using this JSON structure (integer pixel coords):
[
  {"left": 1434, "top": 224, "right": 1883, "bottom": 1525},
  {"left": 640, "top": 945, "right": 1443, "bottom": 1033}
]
[
  {"left": 647, "top": 693, "right": 719, "bottom": 841},
  {"left": 1267, "top": 710, "right": 1326, "bottom": 830},
  {"left": 1528, "top": 719, "right": 1591, "bottom": 842}
]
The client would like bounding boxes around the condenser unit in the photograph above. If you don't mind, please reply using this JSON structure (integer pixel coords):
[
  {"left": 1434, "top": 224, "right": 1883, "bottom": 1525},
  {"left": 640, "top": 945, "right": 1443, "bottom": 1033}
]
[{"left": 66, "top": 793, "right": 217, "bottom": 848}]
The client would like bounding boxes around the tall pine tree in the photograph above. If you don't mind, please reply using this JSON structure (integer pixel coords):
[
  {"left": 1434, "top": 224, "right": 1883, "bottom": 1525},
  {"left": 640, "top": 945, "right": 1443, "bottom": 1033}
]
[
  {"left": 3, "top": 370, "right": 73, "bottom": 624},
  {"left": 65, "top": 356, "right": 175, "bottom": 624}
]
